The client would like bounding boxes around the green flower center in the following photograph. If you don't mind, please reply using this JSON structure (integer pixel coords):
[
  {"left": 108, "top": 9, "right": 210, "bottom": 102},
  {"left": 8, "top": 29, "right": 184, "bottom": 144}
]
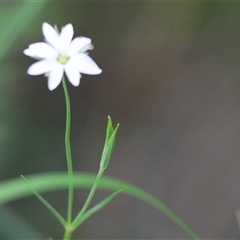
[{"left": 57, "top": 54, "right": 69, "bottom": 64}]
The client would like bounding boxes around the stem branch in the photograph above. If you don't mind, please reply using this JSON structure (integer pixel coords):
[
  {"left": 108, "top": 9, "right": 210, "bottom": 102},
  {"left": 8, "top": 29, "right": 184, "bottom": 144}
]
[{"left": 72, "top": 168, "right": 104, "bottom": 227}]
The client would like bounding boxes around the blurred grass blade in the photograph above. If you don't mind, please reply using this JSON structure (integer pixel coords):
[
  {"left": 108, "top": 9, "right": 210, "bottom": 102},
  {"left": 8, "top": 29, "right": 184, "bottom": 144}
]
[
  {"left": 0, "top": 172, "right": 200, "bottom": 239},
  {"left": 72, "top": 189, "right": 122, "bottom": 228},
  {"left": 0, "top": 1, "right": 46, "bottom": 63},
  {"left": 235, "top": 208, "right": 240, "bottom": 231}
]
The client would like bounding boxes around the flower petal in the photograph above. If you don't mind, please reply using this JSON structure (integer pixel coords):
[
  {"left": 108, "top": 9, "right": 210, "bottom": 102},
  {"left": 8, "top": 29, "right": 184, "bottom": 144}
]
[
  {"left": 72, "top": 53, "right": 102, "bottom": 75},
  {"left": 67, "top": 37, "right": 92, "bottom": 56},
  {"left": 48, "top": 64, "right": 64, "bottom": 91},
  {"left": 24, "top": 42, "right": 57, "bottom": 59},
  {"left": 27, "top": 60, "right": 57, "bottom": 75},
  {"left": 64, "top": 60, "right": 81, "bottom": 86},
  {"left": 23, "top": 48, "right": 36, "bottom": 57},
  {"left": 42, "top": 22, "right": 59, "bottom": 50},
  {"left": 59, "top": 23, "right": 74, "bottom": 53}
]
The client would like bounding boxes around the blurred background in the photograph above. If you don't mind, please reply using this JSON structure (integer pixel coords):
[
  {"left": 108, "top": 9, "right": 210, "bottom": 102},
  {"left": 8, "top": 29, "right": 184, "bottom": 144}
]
[{"left": 1, "top": 1, "right": 240, "bottom": 239}]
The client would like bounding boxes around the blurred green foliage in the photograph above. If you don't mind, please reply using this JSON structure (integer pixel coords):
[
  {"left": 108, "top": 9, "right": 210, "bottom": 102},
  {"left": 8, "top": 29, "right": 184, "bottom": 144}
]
[{"left": 1, "top": 1, "right": 240, "bottom": 239}]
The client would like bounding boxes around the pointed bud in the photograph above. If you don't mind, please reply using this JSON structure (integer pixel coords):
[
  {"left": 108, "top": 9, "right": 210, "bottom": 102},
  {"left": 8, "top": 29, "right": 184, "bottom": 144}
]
[{"left": 100, "top": 116, "right": 119, "bottom": 170}]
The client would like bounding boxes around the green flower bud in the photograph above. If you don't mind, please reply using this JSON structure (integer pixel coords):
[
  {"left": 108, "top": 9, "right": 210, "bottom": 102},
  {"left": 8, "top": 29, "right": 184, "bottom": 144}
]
[{"left": 100, "top": 116, "right": 119, "bottom": 170}]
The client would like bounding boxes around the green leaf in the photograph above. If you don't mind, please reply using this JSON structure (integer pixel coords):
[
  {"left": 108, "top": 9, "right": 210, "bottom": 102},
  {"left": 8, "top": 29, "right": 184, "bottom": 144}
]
[
  {"left": 21, "top": 175, "right": 66, "bottom": 227},
  {"left": 72, "top": 189, "right": 122, "bottom": 228},
  {"left": 0, "top": 172, "right": 200, "bottom": 239}
]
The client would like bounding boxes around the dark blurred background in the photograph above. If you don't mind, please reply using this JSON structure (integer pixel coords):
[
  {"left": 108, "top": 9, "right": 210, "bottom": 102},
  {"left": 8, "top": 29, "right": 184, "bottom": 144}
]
[{"left": 1, "top": 1, "right": 240, "bottom": 239}]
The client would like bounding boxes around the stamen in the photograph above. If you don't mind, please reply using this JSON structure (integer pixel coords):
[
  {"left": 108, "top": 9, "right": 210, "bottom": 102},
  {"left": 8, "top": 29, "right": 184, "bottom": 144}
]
[
  {"left": 57, "top": 54, "right": 69, "bottom": 64},
  {"left": 89, "top": 44, "right": 94, "bottom": 50}
]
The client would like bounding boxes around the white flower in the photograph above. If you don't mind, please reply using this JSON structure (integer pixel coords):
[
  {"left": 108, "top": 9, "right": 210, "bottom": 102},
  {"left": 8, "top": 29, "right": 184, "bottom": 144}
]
[{"left": 23, "top": 22, "right": 102, "bottom": 91}]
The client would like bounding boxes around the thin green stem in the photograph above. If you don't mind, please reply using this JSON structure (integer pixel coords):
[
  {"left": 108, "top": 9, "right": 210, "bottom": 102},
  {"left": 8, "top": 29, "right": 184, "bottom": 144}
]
[
  {"left": 72, "top": 167, "right": 104, "bottom": 227},
  {"left": 63, "top": 224, "right": 74, "bottom": 240},
  {"left": 62, "top": 77, "right": 74, "bottom": 224}
]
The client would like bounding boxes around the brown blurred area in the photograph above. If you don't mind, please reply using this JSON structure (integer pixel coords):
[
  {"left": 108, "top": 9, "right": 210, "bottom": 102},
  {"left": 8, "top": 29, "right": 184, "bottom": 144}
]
[{"left": 1, "top": 2, "right": 240, "bottom": 239}]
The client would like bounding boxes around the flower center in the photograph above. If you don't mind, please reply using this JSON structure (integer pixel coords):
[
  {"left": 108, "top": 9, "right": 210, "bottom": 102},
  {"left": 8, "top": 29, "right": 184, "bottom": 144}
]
[{"left": 57, "top": 54, "right": 69, "bottom": 64}]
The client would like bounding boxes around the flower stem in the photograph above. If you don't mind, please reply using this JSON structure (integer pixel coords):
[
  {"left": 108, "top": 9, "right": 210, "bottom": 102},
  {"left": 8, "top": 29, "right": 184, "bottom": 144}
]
[
  {"left": 72, "top": 167, "right": 104, "bottom": 228},
  {"left": 62, "top": 77, "right": 74, "bottom": 225},
  {"left": 63, "top": 224, "right": 74, "bottom": 240}
]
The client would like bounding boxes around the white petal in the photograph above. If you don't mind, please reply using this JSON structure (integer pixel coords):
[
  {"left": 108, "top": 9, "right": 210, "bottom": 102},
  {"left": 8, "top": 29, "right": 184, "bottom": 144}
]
[
  {"left": 59, "top": 24, "right": 74, "bottom": 53},
  {"left": 64, "top": 61, "right": 81, "bottom": 86},
  {"left": 48, "top": 64, "right": 64, "bottom": 91},
  {"left": 67, "top": 37, "right": 91, "bottom": 56},
  {"left": 27, "top": 60, "right": 57, "bottom": 75},
  {"left": 72, "top": 54, "right": 102, "bottom": 75},
  {"left": 25, "top": 42, "right": 57, "bottom": 59},
  {"left": 42, "top": 22, "right": 60, "bottom": 50},
  {"left": 24, "top": 48, "right": 36, "bottom": 57}
]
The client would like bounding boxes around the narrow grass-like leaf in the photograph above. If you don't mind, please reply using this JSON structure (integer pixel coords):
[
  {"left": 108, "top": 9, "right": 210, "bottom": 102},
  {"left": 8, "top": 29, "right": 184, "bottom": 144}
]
[
  {"left": 72, "top": 189, "right": 122, "bottom": 229},
  {"left": 235, "top": 208, "right": 240, "bottom": 231},
  {"left": 0, "top": 172, "right": 200, "bottom": 240},
  {"left": 21, "top": 175, "right": 66, "bottom": 227}
]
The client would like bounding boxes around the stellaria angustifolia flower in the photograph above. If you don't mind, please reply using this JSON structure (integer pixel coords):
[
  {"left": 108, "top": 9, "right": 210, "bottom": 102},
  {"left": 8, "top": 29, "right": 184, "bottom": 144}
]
[{"left": 23, "top": 22, "right": 102, "bottom": 91}]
